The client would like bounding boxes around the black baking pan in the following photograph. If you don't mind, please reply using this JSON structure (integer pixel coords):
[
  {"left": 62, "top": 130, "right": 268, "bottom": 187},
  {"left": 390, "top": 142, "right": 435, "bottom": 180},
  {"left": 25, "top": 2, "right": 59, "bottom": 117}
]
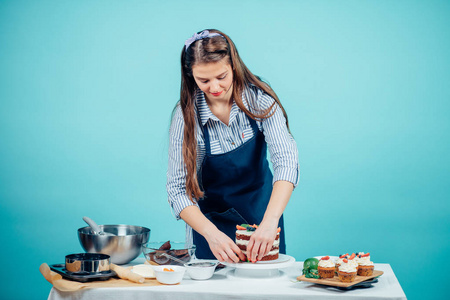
[
  {"left": 49, "top": 263, "right": 117, "bottom": 282},
  {"left": 50, "top": 253, "right": 117, "bottom": 282}
]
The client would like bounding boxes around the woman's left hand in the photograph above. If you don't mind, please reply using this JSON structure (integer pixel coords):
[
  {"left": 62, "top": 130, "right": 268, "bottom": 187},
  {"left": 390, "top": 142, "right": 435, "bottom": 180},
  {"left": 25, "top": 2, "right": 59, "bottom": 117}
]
[{"left": 246, "top": 220, "right": 279, "bottom": 263}]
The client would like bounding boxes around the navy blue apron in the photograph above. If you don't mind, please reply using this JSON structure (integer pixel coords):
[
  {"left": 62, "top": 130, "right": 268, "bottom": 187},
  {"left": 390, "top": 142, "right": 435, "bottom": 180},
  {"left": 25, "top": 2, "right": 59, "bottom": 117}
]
[{"left": 193, "top": 113, "right": 286, "bottom": 259}]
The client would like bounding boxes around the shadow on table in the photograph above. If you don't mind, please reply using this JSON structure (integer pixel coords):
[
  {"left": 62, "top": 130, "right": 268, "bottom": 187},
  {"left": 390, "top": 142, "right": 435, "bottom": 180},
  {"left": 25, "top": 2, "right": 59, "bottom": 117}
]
[
  {"left": 293, "top": 280, "right": 377, "bottom": 294},
  {"left": 208, "top": 274, "right": 228, "bottom": 281}
]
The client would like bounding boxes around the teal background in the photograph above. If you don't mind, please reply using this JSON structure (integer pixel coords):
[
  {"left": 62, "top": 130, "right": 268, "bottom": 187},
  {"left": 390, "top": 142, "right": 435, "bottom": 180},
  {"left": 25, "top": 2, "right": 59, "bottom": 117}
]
[{"left": 1, "top": 0, "right": 449, "bottom": 299}]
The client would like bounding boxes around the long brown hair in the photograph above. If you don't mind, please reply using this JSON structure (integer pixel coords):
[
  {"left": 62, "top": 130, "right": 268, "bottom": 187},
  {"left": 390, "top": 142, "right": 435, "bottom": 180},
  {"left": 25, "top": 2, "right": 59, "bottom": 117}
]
[{"left": 178, "top": 29, "right": 290, "bottom": 202}]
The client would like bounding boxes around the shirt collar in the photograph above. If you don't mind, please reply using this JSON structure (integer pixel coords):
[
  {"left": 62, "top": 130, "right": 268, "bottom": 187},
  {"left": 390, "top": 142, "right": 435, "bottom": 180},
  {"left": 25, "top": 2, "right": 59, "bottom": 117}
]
[
  {"left": 196, "top": 90, "right": 216, "bottom": 126},
  {"left": 196, "top": 89, "right": 240, "bottom": 126}
]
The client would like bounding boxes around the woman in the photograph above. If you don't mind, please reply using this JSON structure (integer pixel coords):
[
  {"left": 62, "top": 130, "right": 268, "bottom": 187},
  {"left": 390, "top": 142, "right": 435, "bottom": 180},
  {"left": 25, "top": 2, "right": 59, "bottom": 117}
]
[{"left": 167, "top": 29, "right": 299, "bottom": 263}]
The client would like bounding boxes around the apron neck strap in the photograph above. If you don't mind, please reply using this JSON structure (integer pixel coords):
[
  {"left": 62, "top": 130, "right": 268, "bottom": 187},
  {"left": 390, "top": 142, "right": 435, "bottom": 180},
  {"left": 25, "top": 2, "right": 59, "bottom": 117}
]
[
  {"left": 199, "top": 112, "right": 259, "bottom": 156},
  {"left": 196, "top": 109, "right": 212, "bottom": 156},
  {"left": 248, "top": 115, "right": 259, "bottom": 133}
]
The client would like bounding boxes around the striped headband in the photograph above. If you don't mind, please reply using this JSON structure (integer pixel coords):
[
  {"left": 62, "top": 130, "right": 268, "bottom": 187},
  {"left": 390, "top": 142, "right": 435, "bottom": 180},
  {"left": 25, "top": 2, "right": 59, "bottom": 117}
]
[{"left": 184, "top": 30, "right": 223, "bottom": 52}]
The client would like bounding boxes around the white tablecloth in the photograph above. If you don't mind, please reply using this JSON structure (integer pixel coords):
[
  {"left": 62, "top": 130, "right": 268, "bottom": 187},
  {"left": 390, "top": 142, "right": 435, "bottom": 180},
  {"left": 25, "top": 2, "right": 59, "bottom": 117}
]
[{"left": 48, "top": 260, "right": 407, "bottom": 300}]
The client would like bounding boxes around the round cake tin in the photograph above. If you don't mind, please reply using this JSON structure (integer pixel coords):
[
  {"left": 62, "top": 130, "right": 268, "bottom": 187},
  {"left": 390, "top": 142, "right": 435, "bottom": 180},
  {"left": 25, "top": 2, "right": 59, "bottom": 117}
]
[{"left": 65, "top": 253, "right": 111, "bottom": 274}]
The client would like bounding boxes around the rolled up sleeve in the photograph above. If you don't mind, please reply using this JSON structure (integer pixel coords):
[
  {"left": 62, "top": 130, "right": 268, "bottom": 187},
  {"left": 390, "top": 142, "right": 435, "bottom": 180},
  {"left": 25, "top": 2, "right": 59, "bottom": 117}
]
[
  {"left": 257, "top": 89, "right": 300, "bottom": 188},
  {"left": 166, "top": 106, "right": 199, "bottom": 219}
]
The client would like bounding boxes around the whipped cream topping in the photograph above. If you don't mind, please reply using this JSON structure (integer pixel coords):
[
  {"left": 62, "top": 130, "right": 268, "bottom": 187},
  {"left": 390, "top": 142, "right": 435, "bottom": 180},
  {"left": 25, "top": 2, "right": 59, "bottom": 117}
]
[
  {"left": 241, "top": 249, "right": 278, "bottom": 256},
  {"left": 358, "top": 256, "right": 374, "bottom": 266},
  {"left": 318, "top": 259, "right": 335, "bottom": 268},
  {"left": 336, "top": 257, "right": 346, "bottom": 265},
  {"left": 236, "top": 230, "right": 280, "bottom": 237},
  {"left": 354, "top": 253, "right": 364, "bottom": 264},
  {"left": 348, "top": 258, "right": 358, "bottom": 268},
  {"left": 236, "top": 238, "right": 280, "bottom": 247},
  {"left": 236, "top": 230, "right": 255, "bottom": 236},
  {"left": 339, "top": 262, "right": 357, "bottom": 273}
]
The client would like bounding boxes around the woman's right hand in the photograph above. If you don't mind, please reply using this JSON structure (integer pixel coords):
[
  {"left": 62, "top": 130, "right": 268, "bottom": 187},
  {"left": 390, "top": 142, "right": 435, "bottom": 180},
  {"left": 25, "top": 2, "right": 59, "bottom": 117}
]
[
  {"left": 180, "top": 206, "right": 245, "bottom": 263},
  {"left": 205, "top": 229, "right": 246, "bottom": 263}
]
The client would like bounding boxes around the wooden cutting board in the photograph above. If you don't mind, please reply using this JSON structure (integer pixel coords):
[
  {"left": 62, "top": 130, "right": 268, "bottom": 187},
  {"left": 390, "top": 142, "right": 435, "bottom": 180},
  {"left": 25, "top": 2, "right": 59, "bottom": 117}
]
[
  {"left": 40, "top": 263, "right": 163, "bottom": 292},
  {"left": 296, "top": 270, "right": 383, "bottom": 288}
]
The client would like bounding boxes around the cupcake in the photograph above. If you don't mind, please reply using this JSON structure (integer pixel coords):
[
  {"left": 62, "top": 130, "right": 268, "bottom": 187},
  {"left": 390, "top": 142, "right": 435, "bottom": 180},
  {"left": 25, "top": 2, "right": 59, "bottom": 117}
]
[
  {"left": 347, "top": 253, "right": 359, "bottom": 269},
  {"left": 354, "top": 252, "right": 365, "bottom": 265},
  {"left": 338, "top": 259, "right": 357, "bottom": 282},
  {"left": 335, "top": 253, "right": 349, "bottom": 273},
  {"left": 317, "top": 256, "right": 335, "bottom": 278},
  {"left": 357, "top": 253, "right": 374, "bottom": 276}
]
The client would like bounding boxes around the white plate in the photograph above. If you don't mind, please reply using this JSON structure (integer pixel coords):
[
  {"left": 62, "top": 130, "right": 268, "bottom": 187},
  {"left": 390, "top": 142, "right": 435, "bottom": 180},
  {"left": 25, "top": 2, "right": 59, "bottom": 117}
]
[{"left": 223, "top": 254, "right": 295, "bottom": 269}]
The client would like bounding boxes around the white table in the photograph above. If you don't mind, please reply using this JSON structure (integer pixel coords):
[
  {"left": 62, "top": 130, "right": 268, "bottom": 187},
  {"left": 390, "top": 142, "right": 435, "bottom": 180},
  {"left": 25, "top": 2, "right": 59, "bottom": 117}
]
[{"left": 48, "top": 259, "right": 407, "bottom": 300}]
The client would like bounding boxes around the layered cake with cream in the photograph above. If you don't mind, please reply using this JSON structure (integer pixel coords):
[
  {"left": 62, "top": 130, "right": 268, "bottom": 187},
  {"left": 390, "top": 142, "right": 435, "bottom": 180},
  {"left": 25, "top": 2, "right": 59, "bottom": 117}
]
[{"left": 235, "top": 224, "right": 280, "bottom": 261}]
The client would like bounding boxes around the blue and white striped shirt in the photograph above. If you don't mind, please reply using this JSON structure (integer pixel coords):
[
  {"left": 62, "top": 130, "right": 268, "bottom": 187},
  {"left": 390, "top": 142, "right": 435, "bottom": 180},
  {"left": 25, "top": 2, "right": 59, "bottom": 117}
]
[{"left": 167, "top": 84, "right": 299, "bottom": 245}]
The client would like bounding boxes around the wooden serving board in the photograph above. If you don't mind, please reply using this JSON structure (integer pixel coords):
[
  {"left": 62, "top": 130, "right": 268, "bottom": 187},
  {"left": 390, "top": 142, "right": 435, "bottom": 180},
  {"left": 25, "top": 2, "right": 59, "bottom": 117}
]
[{"left": 296, "top": 270, "right": 383, "bottom": 288}]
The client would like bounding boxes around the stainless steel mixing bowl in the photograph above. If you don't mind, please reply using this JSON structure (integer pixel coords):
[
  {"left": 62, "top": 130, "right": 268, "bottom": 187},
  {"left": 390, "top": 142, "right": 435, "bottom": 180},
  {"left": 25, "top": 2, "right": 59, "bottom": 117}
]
[{"left": 78, "top": 225, "right": 150, "bottom": 265}]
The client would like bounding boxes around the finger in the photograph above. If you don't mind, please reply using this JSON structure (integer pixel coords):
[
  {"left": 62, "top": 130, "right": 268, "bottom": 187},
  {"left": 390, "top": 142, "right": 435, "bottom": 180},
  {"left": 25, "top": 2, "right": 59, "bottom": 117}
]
[
  {"left": 231, "top": 244, "right": 246, "bottom": 262},
  {"left": 223, "top": 244, "right": 238, "bottom": 263},
  {"left": 237, "top": 248, "right": 246, "bottom": 262},
  {"left": 257, "top": 243, "right": 267, "bottom": 261},
  {"left": 225, "top": 248, "right": 240, "bottom": 263},
  {"left": 249, "top": 236, "right": 262, "bottom": 262},
  {"left": 246, "top": 239, "right": 254, "bottom": 261},
  {"left": 226, "top": 252, "right": 237, "bottom": 264},
  {"left": 230, "top": 253, "right": 240, "bottom": 263},
  {"left": 250, "top": 241, "right": 261, "bottom": 263},
  {"left": 264, "top": 239, "right": 274, "bottom": 257},
  {"left": 219, "top": 246, "right": 235, "bottom": 264},
  {"left": 213, "top": 248, "right": 228, "bottom": 263},
  {"left": 258, "top": 241, "right": 273, "bottom": 261},
  {"left": 213, "top": 251, "right": 225, "bottom": 263},
  {"left": 218, "top": 251, "right": 230, "bottom": 263}
]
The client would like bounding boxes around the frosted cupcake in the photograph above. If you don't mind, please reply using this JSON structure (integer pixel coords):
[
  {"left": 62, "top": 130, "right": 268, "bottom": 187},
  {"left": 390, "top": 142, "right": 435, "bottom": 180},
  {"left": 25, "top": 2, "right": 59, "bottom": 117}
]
[
  {"left": 354, "top": 252, "right": 365, "bottom": 264},
  {"left": 335, "top": 253, "right": 349, "bottom": 273},
  {"left": 357, "top": 253, "right": 374, "bottom": 276},
  {"left": 347, "top": 253, "right": 359, "bottom": 270},
  {"left": 338, "top": 259, "right": 357, "bottom": 282},
  {"left": 317, "top": 256, "right": 335, "bottom": 278}
]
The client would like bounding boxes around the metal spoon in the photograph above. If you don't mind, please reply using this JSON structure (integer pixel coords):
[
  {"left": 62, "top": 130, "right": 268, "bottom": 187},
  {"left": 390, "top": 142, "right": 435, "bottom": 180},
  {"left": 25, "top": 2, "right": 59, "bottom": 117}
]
[
  {"left": 83, "top": 216, "right": 115, "bottom": 236},
  {"left": 161, "top": 253, "right": 188, "bottom": 265}
]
